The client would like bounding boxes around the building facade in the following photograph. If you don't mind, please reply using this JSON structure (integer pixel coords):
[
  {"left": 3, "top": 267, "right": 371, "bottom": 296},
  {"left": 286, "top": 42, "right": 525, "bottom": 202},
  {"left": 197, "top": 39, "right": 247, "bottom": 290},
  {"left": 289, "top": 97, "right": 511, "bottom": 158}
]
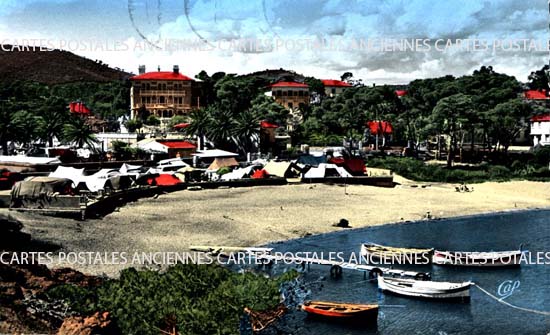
[
  {"left": 531, "top": 114, "right": 550, "bottom": 146},
  {"left": 269, "top": 81, "right": 310, "bottom": 110},
  {"left": 321, "top": 79, "right": 351, "bottom": 97},
  {"left": 130, "top": 66, "right": 202, "bottom": 120}
]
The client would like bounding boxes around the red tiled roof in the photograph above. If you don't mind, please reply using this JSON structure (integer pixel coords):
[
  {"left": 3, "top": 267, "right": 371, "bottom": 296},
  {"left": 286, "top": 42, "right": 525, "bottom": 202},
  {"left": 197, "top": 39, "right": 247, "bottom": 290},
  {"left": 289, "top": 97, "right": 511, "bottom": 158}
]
[
  {"left": 158, "top": 141, "right": 196, "bottom": 149},
  {"left": 260, "top": 121, "right": 279, "bottom": 129},
  {"left": 524, "top": 90, "right": 548, "bottom": 100},
  {"left": 531, "top": 114, "right": 550, "bottom": 122},
  {"left": 321, "top": 79, "right": 351, "bottom": 87},
  {"left": 395, "top": 90, "right": 408, "bottom": 97},
  {"left": 173, "top": 123, "right": 190, "bottom": 129},
  {"left": 130, "top": 71, "right": 193, "bottom": 81},
  {"left": 271, "top": 81, "right": 309, "bottom": 88},
  {"left": 366, "top": 121, "right": 393, "bottom": 135}
]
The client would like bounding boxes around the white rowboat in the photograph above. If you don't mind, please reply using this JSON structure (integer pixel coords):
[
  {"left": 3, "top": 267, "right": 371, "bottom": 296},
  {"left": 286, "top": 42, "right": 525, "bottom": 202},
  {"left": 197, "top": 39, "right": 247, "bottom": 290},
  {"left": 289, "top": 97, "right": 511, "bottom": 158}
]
[{"left": 377, "top": 276, "right": 472, "bottom": 301}]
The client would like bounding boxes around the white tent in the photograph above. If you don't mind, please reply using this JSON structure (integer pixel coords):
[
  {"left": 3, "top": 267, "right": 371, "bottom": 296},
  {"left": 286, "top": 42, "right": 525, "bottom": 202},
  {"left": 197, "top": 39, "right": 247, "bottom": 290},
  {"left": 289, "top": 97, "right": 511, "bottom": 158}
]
[
  {"left": 193, "top": 149, "right": 238, "bottom": 158},
  {"left": 134, "top": 139, "right": 168, "bottom": 153},
  {"left": 49, "top": 166, "right": 85, "bottom": 187},
  {"left": 263, "top": 161, "right": 292, "bottom": 178},
  {"left": 119, "top": 163, "right": 142, "bottom": 174},
  {"left": 220, "top": 165, "right": 258, "bottom": 180},
  {"left": 84, "top": 169, "right": 121, "bottom": 192},
  {"left": 303, "top": 163, "right": 352, "bottom": 178}
]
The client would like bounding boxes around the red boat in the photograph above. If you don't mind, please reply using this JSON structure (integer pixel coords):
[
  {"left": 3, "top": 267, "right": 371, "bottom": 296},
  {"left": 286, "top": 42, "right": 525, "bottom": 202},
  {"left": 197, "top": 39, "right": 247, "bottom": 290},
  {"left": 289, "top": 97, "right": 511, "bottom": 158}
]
[{"left": 301, "top": 301, "right": 378, "bottom": 320}]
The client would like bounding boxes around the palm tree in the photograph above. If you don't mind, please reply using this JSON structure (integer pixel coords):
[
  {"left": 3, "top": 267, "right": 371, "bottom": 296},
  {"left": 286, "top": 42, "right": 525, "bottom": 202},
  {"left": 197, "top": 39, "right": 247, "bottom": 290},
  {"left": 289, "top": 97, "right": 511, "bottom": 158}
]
[
  {"left": 233, "top": 109, "right": 260, "bottom": 154},
  {"left": 184, "top": 108, "right": 212, "bottom": 150},
  {"left": 206, "top": 108, "right": 236, "bottom": 151},
  {"left": 37, "top": 97, "right": 70, "bottom": 147},
  {"left": 63, "top": 116, "right": 98, "bottom": 148}
]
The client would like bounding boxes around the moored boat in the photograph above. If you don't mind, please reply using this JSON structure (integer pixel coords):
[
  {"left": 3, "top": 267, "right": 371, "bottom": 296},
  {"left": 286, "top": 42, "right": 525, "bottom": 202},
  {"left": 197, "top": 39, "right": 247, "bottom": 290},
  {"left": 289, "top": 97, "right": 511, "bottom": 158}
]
[
  {"left": 361, "top": 242, "right": 433, "bottom": 265},
  {"left": 301, "top": 301, "right": 379, "bottom": 320},
  {"left": 432, "top": 249, "right": 523, "bottom": 267},
  {"left": 377, "top": 276, "right": 472, "bottom": 301}
]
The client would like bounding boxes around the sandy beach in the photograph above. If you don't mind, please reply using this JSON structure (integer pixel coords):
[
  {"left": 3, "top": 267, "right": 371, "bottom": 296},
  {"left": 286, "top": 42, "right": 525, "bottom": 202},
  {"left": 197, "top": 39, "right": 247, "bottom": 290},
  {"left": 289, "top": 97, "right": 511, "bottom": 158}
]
[{"left": 7, "top": 179, "right": 550, "bottom": 275}]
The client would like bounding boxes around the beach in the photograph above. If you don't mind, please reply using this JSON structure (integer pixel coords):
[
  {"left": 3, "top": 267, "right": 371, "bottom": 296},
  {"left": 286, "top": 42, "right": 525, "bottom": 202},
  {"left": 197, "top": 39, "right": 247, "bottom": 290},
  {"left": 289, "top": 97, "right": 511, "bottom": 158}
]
[{"left": 7, "top": 179, "right": 550, "bottom": 276}]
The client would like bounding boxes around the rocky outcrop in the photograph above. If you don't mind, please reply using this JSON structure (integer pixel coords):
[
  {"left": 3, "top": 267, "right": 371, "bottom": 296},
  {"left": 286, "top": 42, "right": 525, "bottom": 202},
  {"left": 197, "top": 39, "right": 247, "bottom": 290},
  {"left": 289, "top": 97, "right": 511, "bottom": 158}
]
[{"left": 57, "top": 312, "right": 120, "bottom": 335}]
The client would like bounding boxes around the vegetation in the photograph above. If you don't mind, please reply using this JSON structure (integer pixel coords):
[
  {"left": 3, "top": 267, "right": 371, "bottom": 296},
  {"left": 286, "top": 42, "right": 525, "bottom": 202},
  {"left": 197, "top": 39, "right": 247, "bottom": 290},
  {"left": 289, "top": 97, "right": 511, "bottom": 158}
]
[
  {"left": 183, "top": 72, "right": 288, "bottom": 154},
  {"left": 0, "top": 80, "right": 129, "bottom": 150},
  {"left": 47, "top": 264, "right": 297, "bottom": 335},
  {"left": 367, "top": 151, "right": 550, "bottom": 183}
]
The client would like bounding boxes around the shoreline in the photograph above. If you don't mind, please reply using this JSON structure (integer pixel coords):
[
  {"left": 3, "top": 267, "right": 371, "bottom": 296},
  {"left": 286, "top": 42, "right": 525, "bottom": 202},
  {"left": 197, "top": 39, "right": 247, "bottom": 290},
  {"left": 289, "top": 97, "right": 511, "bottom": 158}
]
[
  {"left": 266, "top": 206, "right": 550, "bottom": 248},
  {"left": 7, "top": 179, "right": 550, "bottom": 276}
]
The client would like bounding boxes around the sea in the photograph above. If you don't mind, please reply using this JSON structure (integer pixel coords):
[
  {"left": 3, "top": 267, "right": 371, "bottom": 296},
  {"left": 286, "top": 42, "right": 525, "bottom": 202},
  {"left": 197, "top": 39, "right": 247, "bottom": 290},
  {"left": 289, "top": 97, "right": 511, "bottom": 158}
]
[{"left": 262, "top": 209, "right": 550, "bottom": 335}]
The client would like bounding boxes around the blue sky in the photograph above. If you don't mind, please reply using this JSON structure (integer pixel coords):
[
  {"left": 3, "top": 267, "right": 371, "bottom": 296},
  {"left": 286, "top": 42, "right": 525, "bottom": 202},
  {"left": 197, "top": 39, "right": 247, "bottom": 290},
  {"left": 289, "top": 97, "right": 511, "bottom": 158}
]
[{"left": 1, "top": 0, "right": 548, "bottom": 84}]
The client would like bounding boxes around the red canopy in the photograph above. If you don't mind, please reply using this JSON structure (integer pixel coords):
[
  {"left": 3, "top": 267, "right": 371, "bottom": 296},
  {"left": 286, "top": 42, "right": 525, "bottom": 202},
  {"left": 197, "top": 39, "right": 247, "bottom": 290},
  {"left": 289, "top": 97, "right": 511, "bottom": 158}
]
[
  {"left": 367, "top": 121, "right": 393, "bottom": 135},
  {"left": 251, "top": 169, "right": 269, "bottom": 179},
  {"left": 69, "top": 102, "right": 91, "bottom": 115},
  {"left": 173, "top": 123, "right": 190, "bottom": 129},
  {"left": 146, "top": 174, "right": 182, "bottom": 186},
  {"left": 260, "top": 121, "right": 279, "bottom": 129}
]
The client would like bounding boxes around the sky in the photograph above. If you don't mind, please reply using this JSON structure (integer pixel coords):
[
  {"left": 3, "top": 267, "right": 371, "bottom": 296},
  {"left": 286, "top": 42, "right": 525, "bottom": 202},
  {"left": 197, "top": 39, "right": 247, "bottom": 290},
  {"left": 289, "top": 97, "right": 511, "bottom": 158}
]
[{"left": 0, "top": 0, "right": 549, "bottom": 84}]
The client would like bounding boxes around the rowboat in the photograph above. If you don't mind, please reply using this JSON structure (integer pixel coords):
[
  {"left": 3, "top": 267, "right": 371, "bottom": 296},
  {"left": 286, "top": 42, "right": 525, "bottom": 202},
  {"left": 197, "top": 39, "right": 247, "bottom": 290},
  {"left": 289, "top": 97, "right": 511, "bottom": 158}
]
[
  {"left": 301, "top": 301, "right": 379, "bottom": 320},
  {"left": 432, "top": 249, "right": 523, "bottom": 267},
  {"left": 377, "top": 276, "right": 472, "bottom": 301},
  {"left": 361, "top": 242, "right": 434, "bottom": 264}
]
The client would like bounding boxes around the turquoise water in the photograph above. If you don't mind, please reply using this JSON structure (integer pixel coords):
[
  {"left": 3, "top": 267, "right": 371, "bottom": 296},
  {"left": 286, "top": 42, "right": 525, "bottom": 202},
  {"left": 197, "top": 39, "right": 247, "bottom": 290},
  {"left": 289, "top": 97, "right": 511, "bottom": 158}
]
[{"left": 266, "top": 210, "right": 550, "bottom": 334}]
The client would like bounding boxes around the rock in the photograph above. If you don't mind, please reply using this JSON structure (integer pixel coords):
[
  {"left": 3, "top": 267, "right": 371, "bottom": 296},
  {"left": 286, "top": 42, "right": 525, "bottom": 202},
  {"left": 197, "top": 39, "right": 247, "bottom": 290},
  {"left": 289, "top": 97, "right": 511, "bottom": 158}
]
[
  {"left": 57, "top": 311, "right": 120, "bottom": 335},
  {"left": 0, "top": 282, "right": 23, "bottom": 303},
  {"left": 333, "top": 218, "right": 350, "bottom": 228}
]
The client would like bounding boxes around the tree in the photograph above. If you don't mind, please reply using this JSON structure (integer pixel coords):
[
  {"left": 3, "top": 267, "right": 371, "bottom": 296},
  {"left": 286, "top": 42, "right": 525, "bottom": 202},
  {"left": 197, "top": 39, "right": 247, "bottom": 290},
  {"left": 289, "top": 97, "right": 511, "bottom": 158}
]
[
  {"left": 232, "top": 109, "right": 260, "bottom": 154},
  {"left": 304, "top": 77, "right": 324, "bottom": 98},
  {"left": 144, "top": 115, "right": 160, "bottom": 126},
  {"left": 249, "top": 95, "right": 288, "bottom": 127},
  {"left": 125, "top": 119, "right": 143, "bottom": 133},
  {"left": 184, "top": 108, "right": 212, "bottom": 150},
  {"left": 432, "top": 94, "right": 475, "bottom": 167},
  {"left": 36, "top": 96, "right": 70, "bottom": 147},
  {"left": 528, "top": 65, "right": 550, "bottom": 90},
  {"left": 63, "top": 116, "right": 98, "bottom": 148},
  {"left": 487, "top": 99, "right": 532, "bottom": 153}
]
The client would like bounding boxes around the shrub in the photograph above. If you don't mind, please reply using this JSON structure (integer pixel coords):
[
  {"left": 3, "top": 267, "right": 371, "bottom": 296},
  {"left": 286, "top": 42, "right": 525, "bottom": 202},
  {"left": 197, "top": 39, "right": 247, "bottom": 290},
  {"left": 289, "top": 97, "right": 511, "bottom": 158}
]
[
  {"left": 145, "top": 115, "right": 160, "bottom": 126},
  {"left": 46, "top": 264, "right": 297, "bottom": 335}
]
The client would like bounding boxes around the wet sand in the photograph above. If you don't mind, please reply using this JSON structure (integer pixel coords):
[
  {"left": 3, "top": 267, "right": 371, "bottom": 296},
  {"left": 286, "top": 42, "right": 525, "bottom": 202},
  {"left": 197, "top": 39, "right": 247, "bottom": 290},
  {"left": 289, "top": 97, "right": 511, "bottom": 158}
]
[{"left": 7, "top": 180, "right": 550, "bottom": 276}]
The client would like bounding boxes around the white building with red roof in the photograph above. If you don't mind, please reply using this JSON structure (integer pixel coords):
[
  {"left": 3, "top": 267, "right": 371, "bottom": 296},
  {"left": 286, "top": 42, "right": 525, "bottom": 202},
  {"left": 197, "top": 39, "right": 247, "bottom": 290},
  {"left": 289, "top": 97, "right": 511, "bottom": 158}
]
[
  {"left": 129, "top": 65, "right": 202, "bottom": 120},
  {"left": 321, "top": 79, "right": 351, "bottom": 97},
  {"left": 531, "top": 114, "right": 550, "bottom": 146}
]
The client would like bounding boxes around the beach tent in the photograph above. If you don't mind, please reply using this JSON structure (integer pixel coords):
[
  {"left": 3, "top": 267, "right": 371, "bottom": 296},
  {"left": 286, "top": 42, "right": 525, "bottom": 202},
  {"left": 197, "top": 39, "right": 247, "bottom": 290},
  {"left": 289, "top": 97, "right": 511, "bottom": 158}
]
[
  {"left": 220, "top": 165, "right": 259, "bottom": 180},
  {"left": 251, "top": 169, "right": 269, "bottom": 179},
  {"left": 83, "top": 169, "right": 119, "bottom": 192},
  {"left": 133, "top": 138, "right": 167, "bottom": 153},
  {"left": 119, "top": 163, "right": 142, "bottom": 174},
  {"left": 83, "top": 169, "right": 133, "bottom": 192},
  {"left": 263, "top": 161, "right": 300, "bottom": 178},
  {"left": 145, "top": 174, "right": 182, "bottom": 186},
  {"left": 303, "top": 163, "right": 352, "bottom": 178},
  {"left": 329, "top": 157, "right": 365, "bottom": 176},
  {"left": 11, "top": 177, "right": 75, "bottom": 208},
  {"left": 49, "top": 166, "right": 85, "bottom": 187},
  {"left": 296, "top": 154, "right": 327, "bottom": 167},
  {"left": 208, "top": 157, "right": 239, "bottom": 171},
  {"left": 193, "top": 149, "right": 238, "bottom": 159}
]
